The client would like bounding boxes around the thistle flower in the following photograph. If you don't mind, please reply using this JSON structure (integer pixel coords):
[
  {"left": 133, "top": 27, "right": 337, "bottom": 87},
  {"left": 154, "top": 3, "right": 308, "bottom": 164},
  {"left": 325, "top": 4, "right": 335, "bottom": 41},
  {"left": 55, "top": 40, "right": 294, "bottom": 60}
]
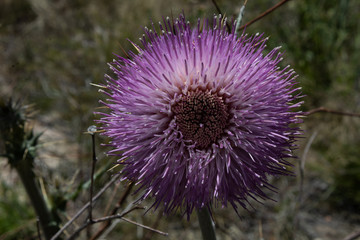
[{"left": 99, "top": 14, "right": 303, "bottom": 217}]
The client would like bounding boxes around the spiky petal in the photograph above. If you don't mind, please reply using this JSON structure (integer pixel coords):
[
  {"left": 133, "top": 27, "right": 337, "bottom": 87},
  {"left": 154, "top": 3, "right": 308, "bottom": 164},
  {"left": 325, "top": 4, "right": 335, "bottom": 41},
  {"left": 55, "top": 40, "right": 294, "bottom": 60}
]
[{"left": 98, "top": 14, "right": 303, "bottom": 218}]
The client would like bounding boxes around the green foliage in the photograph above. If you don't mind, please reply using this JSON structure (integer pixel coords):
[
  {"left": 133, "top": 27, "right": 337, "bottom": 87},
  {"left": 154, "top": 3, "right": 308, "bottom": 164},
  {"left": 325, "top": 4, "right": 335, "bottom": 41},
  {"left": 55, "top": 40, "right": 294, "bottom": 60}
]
[
  {"left": 244, "top": 0, "right": 359, "bottom": 108},
  {"left": 1, "top": 0, "right": 359, "bottom": 239},
  {"left": 0, "top": 99, "right": 36, "bottom": 166},
  {"left": 0, "top": 182, "right": 35, "bottom": 239},
  {"left": 0, "top": 0, "right": 36, "bottom": 28},
  {"left": 330, "top": 158, "right": 360, "bottom": 212},
  {"left": 242, "top": 0, "right": 360, "bottom": 216}
]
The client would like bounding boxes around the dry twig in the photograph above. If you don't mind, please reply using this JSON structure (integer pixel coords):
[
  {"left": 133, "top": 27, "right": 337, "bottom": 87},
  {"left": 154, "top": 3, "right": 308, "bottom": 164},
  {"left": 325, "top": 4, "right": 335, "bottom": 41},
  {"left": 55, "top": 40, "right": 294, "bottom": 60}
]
[
  {"left": 52, "top": 126, "right": 167, "bottom": 240},
  {"left": 211, "top": 0, "right": 292, "bottom": 33},
  {"left": 305, "top": 107, "right": 360, "bottom": 118},
  {"left": 90, "top": 183, "right": 135, "bottom": 240},
  {"left": 238, "top": 0, "right": 292, "bottom": 30},
  {"left": 342, "top": 230, "right": 360, "bottom": 240},
  {"left": 210, "top": 0, "right": 231, "bottom": 32},
  {"left": 50, "top": 175, "right": 120, "bottom": 240},
  {"left": 65, "top": 206, "right": 160, "bottom": 240},
  {"left": 37, "top": 218, "right": 42, "bottom": 240}
]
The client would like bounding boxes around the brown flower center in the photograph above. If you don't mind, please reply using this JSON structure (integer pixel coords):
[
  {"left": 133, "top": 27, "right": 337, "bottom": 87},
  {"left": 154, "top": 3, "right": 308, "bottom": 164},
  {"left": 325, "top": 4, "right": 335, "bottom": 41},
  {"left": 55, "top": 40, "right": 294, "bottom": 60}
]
[{"left": 172, "top": 90, "right": 229, "bottom": 149}]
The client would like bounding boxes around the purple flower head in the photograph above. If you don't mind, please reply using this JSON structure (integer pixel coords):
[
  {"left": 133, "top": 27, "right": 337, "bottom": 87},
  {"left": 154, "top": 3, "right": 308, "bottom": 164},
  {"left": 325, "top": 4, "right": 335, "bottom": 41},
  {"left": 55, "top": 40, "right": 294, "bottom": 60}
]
[{"left": 99, "top": 14, "right": 303, "bottom": 218}]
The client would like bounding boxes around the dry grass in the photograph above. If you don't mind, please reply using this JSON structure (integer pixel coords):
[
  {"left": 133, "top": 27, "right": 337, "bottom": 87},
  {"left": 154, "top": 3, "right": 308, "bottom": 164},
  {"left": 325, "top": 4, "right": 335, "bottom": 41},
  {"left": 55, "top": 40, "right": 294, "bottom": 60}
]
[{"left": 1, "top": 0, "right": 359, "bottom": 239}]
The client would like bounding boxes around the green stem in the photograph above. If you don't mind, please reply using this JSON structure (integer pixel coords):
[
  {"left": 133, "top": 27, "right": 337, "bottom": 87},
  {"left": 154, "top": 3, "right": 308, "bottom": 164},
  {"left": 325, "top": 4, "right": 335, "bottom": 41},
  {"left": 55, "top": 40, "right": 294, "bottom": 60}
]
[
  {"left": 197, "top": 207, "right": 217, "bottom": 240},
  {"left": 15, "top": 160, "right": 60, "bottom": 240}
]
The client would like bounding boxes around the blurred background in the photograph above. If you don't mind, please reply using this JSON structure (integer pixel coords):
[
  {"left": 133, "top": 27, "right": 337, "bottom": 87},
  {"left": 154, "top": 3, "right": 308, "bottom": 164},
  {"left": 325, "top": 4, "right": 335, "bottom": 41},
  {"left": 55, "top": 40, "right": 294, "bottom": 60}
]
[{"left": 0, "top": 0, "right": 359, "bottom": 239}]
